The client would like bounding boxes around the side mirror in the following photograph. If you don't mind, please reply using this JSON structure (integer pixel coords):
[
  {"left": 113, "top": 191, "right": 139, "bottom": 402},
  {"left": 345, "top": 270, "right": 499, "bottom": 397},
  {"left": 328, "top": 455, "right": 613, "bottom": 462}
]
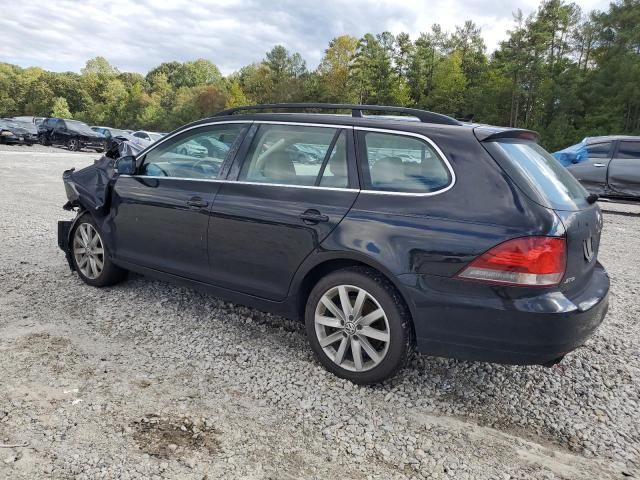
[{"left": 115, "top": 155, "right": 136, "bottom": 175}]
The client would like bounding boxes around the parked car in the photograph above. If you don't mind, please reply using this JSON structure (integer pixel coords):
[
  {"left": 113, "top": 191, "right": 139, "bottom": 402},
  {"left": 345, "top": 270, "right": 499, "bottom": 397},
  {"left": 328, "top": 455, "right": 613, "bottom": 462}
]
[
  {"left": 39, "top": 118, "right": 105, "bottom": 152},
  {"left": 132, "top": 130, "right": 164, "bottom": 143},
  {"left": 57, "top": 103, "right": 609, "bottom": 384},
  {"left": 0, "top": 118, "right": 38, "bottom": 145},
  {"left": 554, "top": 136, "right": 640, "bottom": 199},
  {"left": 91, "top": 126, "right": 134, "bottom": 150}
]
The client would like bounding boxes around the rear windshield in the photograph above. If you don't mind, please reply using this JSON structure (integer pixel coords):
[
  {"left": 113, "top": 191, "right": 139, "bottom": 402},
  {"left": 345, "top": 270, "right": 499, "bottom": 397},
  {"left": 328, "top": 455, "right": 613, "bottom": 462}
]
[{"left": 488, "top": 140, "right": 589, "bottom": 211}]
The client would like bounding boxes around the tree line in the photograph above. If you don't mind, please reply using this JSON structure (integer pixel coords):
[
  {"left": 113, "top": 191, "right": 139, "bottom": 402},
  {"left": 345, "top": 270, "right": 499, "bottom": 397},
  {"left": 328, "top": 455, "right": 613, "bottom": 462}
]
[{"left": 0, "top": 0, "right": 638, "bottom": 151}]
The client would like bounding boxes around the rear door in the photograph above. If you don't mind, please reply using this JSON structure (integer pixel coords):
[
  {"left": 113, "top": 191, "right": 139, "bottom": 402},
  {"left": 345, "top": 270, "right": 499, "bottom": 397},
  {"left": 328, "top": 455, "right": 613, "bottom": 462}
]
[
  {"left": 607, "top": 140, "right": 640, "bottom": 197},
  {"left": 207, "top": 122, "right": 359, "bottom": 300},
  {"left": 566, "top": 141, "right": 613, "bottom": 195},
  {"left": 109, "top": 122, "right": 248, "bottom": 281}
]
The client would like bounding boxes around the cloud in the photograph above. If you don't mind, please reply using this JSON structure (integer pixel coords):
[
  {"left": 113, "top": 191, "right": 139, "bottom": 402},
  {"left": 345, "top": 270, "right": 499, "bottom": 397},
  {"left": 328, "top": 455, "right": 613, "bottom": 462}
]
[{"left": 0, "top": 0, "right": 611, "bottom": 75}]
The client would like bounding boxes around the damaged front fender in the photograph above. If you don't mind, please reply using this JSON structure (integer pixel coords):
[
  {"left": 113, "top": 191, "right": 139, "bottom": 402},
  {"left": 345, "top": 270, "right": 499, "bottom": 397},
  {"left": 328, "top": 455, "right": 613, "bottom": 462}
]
[{"left": 59, "top": 137, "right": 148, "bottom": 270}]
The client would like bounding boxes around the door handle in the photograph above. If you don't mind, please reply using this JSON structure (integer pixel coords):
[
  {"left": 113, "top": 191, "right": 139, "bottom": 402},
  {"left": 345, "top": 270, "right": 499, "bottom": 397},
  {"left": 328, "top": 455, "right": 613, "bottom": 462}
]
[
  {"left": 299, "top": 209, "right": 329, "bottom": 224},
  {"left": 593, "top": 163, "right": 606, "bottom": 167},
  {"left": 186, "top": 197, "right": 209, "bottom": 208}
]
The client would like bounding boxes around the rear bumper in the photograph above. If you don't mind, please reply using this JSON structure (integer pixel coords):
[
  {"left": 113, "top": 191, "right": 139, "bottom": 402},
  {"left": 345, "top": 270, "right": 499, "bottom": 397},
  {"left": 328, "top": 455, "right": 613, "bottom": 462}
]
[{"left": 398, "top": 262, "right": 609, "bottom": 365}]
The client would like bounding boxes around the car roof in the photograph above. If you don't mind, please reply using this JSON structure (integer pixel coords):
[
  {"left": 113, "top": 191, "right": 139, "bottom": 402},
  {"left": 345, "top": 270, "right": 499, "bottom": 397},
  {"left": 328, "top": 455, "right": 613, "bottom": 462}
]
[{"left": 584, "top": 135, "right": 640, "bottom": 144}]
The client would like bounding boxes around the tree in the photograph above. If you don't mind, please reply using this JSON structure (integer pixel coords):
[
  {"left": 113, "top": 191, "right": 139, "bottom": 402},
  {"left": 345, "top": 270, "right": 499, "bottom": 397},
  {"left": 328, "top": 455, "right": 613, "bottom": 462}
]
[
  {"left": 318, "top": 35, "right": 359, "bottom": 102},
  {"left": 51, "top": 97, "right": 72, "bottom": 118}
]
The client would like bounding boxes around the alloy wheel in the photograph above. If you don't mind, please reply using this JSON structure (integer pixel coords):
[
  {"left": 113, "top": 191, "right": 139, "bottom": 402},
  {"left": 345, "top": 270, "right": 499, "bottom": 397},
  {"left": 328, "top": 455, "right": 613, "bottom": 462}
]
[
  {"left": 73, "top": 223, "right": 105, "bottom": 279},
  {"left": 314, "top": 285, "right": 390, "bottom": 372},
  {"left": 68, "top": 139, "right": 79, "bottom": 151}
]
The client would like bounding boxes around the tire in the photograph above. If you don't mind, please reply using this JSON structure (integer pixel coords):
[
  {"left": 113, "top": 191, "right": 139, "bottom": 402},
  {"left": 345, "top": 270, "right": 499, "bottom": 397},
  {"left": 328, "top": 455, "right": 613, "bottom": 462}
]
[
  {"left": 40, "top": 134, "right": 51, "bottom": 146},
  {"left": 67, "top": 138, "right": 80, "bottom": 151},
  {"left": 70, "top": 214, "right": 127, "bottom": 287},
  {"left": 305, "top": 267, "right": 415, "bottom": 384}
]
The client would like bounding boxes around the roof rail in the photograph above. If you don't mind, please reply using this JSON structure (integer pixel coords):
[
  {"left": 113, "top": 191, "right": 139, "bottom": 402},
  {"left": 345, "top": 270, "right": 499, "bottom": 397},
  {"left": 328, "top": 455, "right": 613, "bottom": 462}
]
[{"left": 213, "top": 103, "right": 462, "bottom": 126}]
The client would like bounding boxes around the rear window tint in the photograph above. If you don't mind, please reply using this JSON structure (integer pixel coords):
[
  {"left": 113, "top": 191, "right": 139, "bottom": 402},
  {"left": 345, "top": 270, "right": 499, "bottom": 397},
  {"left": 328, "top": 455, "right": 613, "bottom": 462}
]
[
  {"left": 361, "top": 132, "right": 451, "bottom": 193},
  {"left": 491, "top": 140, "right": 589, "bottom": 211}
]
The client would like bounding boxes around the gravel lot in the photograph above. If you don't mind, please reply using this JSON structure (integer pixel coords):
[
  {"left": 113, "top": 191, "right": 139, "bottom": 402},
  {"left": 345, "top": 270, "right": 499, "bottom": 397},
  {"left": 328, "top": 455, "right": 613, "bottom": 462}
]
[{"left": 0, "top": 144, "right": 638, "bottom": 479}]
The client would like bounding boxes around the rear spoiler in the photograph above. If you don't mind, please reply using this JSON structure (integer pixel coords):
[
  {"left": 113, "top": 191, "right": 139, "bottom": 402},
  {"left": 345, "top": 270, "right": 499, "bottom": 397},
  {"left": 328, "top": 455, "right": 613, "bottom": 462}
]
[{"left": 473, "top": 126, "right": 540, "bottom": 142}]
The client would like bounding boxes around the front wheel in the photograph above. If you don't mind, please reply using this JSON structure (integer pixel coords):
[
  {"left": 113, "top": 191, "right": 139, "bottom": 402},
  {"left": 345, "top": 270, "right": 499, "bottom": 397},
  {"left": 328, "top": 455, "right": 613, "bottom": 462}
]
[
  {"left": 71, "top": 215, "right": 127, "bottom": 287},
  {"left": 305, "top": 267, "right": 415, "bottom": 384},
  {"left": 67, "top": 138, "right": 80, "bottom": 151}
]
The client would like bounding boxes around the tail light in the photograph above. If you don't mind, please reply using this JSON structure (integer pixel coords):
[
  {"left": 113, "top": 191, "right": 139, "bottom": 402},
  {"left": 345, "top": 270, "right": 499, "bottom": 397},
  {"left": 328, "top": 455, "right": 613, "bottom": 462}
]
[{"left": 457, "top": 236, "right": 566, "bottom": 287}]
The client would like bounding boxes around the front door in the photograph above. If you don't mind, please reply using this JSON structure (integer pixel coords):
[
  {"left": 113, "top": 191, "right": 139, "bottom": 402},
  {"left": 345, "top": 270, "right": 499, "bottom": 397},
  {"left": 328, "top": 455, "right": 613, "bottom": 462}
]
[
  {"left": 108, "top": 122, "right": 248, "bottom": 281},
  {"left": 207, "top": 123, "right": 359, "bottom": 300},
  {"left": 567, "top": 141, "right": 613, "bottom": 195},
  {"left": 607, "top": 140, "right": 640, "bottom": 197}
]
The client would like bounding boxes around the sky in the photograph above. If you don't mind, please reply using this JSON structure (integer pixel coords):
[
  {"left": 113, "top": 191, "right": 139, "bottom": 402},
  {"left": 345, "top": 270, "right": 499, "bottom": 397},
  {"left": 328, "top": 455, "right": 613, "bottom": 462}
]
[{"left": 1, "top": 0, "right": 612, "bottom": 76}]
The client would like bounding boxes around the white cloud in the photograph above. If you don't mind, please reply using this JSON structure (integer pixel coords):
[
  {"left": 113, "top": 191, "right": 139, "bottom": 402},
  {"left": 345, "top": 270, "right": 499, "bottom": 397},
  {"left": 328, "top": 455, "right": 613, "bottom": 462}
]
[{"left": 0, "top": 0, "right": 612, "bottom": 75}]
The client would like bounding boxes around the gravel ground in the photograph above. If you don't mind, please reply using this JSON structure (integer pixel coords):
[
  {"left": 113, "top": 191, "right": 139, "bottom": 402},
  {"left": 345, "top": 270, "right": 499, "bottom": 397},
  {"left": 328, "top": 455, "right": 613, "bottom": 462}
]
[{"left": 0, "top": 145, "right": 638, "bottom": 480}]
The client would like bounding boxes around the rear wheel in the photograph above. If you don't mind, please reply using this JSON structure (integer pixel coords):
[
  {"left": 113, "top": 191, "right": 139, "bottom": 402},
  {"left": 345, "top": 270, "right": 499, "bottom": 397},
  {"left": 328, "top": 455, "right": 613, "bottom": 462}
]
[
  {"left": 71, "top": 215, "right": 127, "bottom": 287},
  {"left": 305, "top": 267, "right": 414, "bottom": 384}
]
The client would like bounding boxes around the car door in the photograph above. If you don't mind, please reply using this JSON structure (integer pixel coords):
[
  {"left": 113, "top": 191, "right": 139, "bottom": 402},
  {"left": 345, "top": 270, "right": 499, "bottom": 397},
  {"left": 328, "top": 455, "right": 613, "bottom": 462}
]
[
  {"left": 607, "top": 140, "right": 640, "bottom": 197},
  {"left": 52, "top": 119, "right": 68, "bottom": 145},
  {"left": 566, "top": 141, "right": 613, "bottom": 195},
  {"left": 207, "top": 122, "right": 359, "bottom": 300},
  {"left": 108, "top": 122, "right": 249, "bottom": 281}
]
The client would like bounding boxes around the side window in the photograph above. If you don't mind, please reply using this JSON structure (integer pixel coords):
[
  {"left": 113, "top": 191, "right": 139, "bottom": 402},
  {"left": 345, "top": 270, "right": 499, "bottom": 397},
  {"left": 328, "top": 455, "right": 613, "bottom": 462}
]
[
  {"left": 238, "top": 124, "right": 348, "bottom": 187},
  {"left": 134, "top": 132, "right": 145, "bottom": 139},
  {"left": 140, "top": 124, "right": 245, "bottom": 179},
  {"left": 586, "top": 143, "right": 612, "bottom": 159},
  {"left": 617, "top": 141, "right": 640, "bottom": 159},
  {"left": 56, "top": 119, "right": 66, "bottom": 130},
  {"left": 361, "top": 131, "right": 451, "bottom": 193}
]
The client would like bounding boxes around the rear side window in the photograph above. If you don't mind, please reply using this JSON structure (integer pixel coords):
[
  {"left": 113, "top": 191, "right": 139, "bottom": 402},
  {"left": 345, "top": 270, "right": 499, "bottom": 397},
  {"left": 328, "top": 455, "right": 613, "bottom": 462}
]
[
  {"left": 490, "top": 140, "right": 589, "bottom": 211},
  {"left": 360, "top": 131, "right": 451, "bottom": 193},
  {"left": 617, "top": 141, "right": 640, "bottom": 159},
  {"left": 239, "top": 124, "right": 348, "bottom": 187},
  {"left": 586, "top": 142, "right": 612, "bottom": 159}
]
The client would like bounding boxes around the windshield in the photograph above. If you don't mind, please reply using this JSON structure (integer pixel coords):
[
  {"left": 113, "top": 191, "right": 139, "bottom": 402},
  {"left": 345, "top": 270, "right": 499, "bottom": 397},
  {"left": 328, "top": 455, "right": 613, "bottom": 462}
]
[
  {"left": 66, "top": 120, "right": 96, "bottom": 134},
  {"left": 490, "top": 140, "right": 589, "bottom": 211}
]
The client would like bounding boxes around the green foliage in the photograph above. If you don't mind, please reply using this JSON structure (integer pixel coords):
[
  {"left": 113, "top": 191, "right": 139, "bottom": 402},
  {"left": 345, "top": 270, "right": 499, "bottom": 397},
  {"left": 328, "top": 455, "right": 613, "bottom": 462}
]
[
  {"left": 0, "top": 0, "right": 638, "bottom": 149},
  {"left": 51, "top": 97, "right": 72, "bottom": 118}
]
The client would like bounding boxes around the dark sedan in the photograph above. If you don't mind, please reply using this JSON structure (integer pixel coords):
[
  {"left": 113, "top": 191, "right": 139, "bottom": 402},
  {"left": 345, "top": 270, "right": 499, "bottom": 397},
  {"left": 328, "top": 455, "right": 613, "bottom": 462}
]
[
  {"left": 555, "top": 136, "right": 640, "bottom": 198},
  {"left": 0, "top": 119, "right": 38, "bottom": 145}
]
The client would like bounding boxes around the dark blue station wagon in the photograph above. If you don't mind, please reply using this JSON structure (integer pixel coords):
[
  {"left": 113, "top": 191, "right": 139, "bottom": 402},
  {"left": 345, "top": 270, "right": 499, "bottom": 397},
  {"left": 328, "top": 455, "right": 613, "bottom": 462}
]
[{"left": 58, "top": 104, "right": 609, "bottom": 384}]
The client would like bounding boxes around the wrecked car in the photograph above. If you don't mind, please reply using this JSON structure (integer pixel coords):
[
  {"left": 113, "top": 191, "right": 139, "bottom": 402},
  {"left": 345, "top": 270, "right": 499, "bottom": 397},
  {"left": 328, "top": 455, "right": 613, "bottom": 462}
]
[
  {"left": 38, "top": 117, "right": 106, "bottom": 152},
  {"left": 555, "top": 136, "right": 640, "bottom": 198},
  {"left": 58, "top": 103, "right": 609, "bottom": 385}
]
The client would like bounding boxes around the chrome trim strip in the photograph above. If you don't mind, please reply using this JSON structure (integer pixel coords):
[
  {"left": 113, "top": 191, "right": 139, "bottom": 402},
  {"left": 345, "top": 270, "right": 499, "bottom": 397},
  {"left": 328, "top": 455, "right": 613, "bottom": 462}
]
[{"left": 126, "top": 121, "right": 455, "bottom": 198}]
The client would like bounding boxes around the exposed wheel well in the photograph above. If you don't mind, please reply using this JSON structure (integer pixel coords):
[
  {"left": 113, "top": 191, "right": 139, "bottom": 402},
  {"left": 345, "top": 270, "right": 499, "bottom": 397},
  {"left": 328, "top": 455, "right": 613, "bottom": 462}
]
[{"left": 295, "top": 259, "right": 414, "bottom": 327}]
